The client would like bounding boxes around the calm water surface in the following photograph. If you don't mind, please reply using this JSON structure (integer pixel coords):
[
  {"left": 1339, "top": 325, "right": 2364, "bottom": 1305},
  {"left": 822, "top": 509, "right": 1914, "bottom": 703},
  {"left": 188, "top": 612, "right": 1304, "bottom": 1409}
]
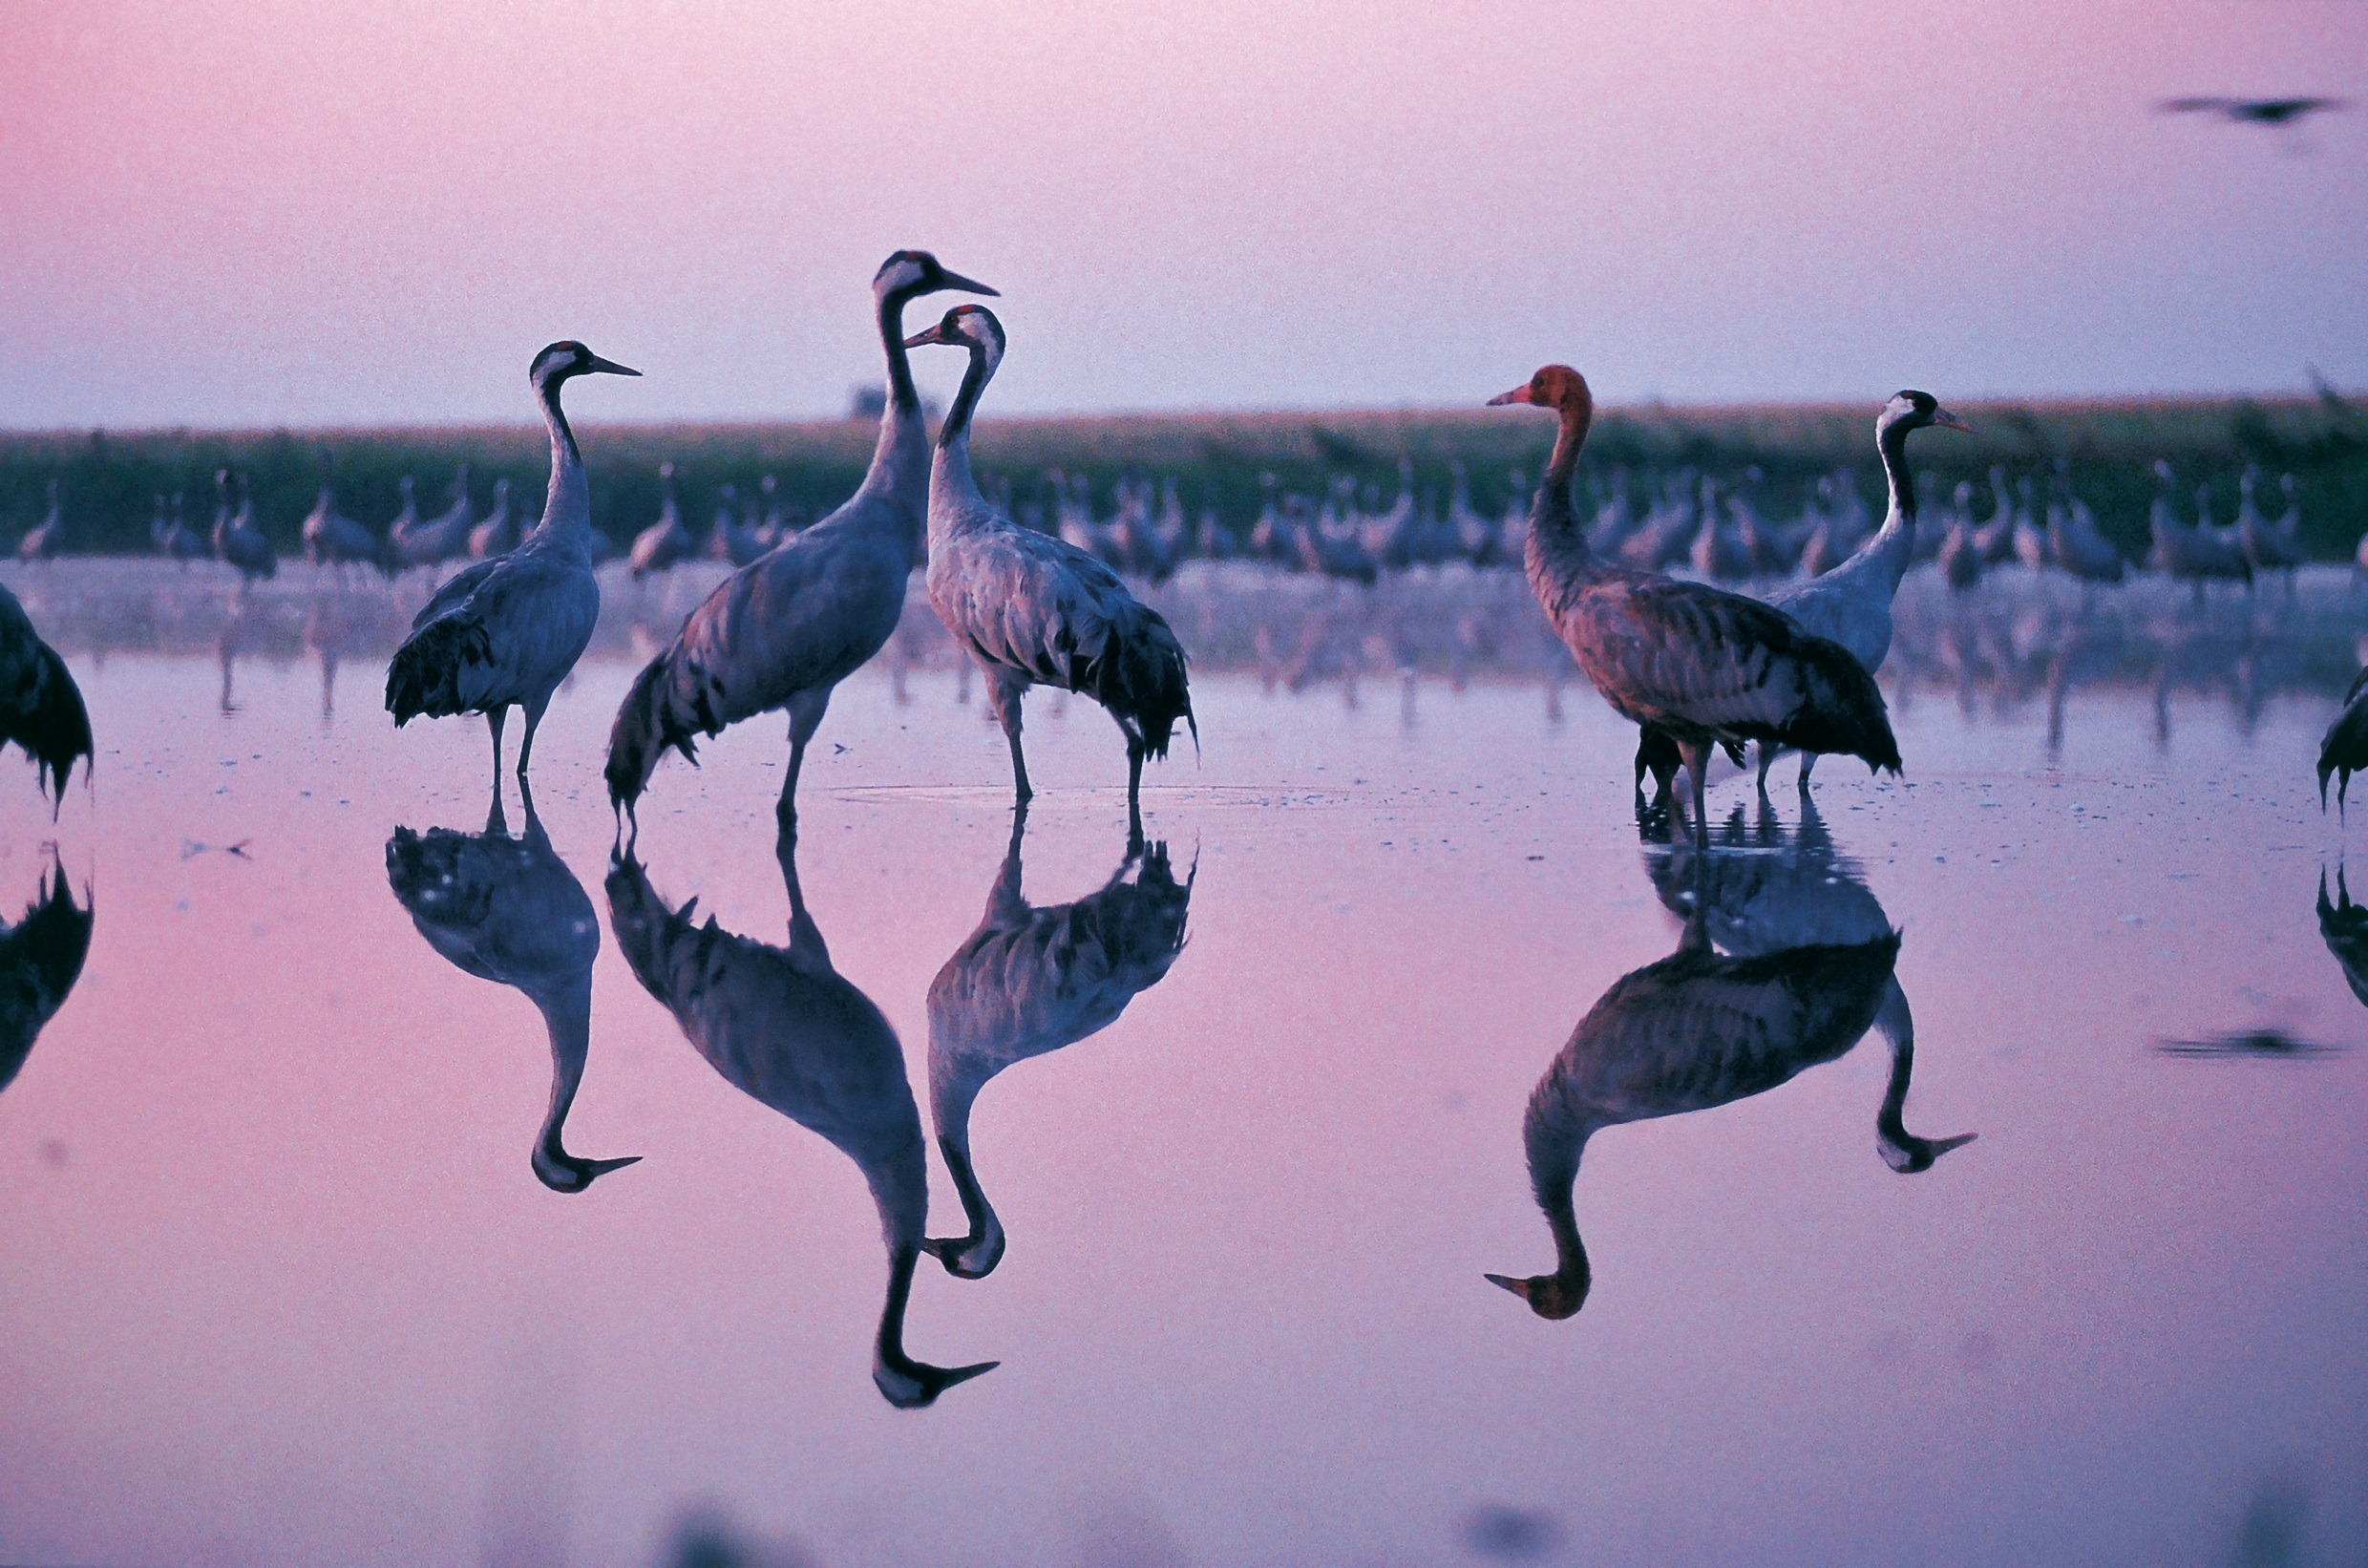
[{"left": 1, "top": 565, "right": 2363, "bottom": 1567}]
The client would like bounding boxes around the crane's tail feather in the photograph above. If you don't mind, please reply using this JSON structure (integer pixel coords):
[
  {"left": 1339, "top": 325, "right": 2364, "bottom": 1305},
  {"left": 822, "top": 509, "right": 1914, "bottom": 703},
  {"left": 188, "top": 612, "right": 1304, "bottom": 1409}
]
[
  {"left": 0, "top": 641, "right": 94, "bottom": 808},
  {"left": 604, "top": 652, "right": 712, "bottom": 812},
  {"left": 1777, "top": 635, "right": 1902, "bottom": 775},
  {"left": 385, "top": 614, "right": 493, "bottom": 725},
  {"left": 1079, "top": 605, "right": 1195, "bottom": 761}
]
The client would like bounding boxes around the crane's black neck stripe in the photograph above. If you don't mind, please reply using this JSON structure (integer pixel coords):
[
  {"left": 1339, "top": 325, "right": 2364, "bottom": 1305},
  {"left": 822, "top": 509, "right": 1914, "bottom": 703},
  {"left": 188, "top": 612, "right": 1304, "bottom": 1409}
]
[
  {"left": 879, "top": 286, "right": 923, "bottom": 415},
  {"left": 1877, "top": 414, "right": 1916, "bottom": 520},
  {"left": 940, "top": 339, "right": 991, "bottom": 450},
  {"left": 539, "top": 372, "right": 580, "bottom": 464}
]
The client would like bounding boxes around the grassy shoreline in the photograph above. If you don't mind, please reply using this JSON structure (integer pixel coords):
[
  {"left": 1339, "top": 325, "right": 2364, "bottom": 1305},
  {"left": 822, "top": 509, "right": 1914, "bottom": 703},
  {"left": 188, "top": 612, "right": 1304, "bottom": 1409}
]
[{"left": 4, "top": 392, "right": 2361, "bottom": 559}]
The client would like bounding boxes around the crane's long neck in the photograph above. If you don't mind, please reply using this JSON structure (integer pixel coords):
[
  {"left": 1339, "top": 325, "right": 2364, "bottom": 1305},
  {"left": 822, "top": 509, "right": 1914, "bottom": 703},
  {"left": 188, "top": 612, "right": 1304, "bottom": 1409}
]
[
  {"left": 528, "top": 372, "right": 592, "bottom": 557},
  {"left": 533, "top": 975, "right": 595, "bottom": 1165},
  {"left": 856, "top": 286, "right": 933, "bottom": 545},
  {"left": 1524, "top": 388, "right": 1601, "bottom": 583},
  {"left": 928, "top": 338, "right": 999, "bottom": 534},
  {"left": 1859, "top": 414, "right": 1921, "bottom": 590}
]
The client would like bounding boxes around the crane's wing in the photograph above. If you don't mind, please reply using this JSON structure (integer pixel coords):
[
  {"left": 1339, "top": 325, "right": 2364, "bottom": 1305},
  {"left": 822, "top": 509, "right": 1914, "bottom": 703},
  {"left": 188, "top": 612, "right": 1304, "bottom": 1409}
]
[{"left": 411, "top": 558, "right": 503, "bottom": 630}]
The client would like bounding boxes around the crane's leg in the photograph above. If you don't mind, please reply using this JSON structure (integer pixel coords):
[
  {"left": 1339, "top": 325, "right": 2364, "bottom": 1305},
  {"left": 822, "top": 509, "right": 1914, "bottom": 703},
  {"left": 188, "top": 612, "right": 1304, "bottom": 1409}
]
[
  {"left": 985, "top": 669, "right": 1032, "bottom": 802},
  {"left": 778, "top": 686, "right": 833, "bottom": 830},
  {"left": 1754, "top": 742, "right": 1776, "bottom": 802},
  {"left": 1798, "top": 751, "right": 1818, "bottom": 794},
  {"left": 486, "top": 706, "right": 508, "bottom": 791},
  {"left": 1675, "top": 738, "right": 1712, "bottom": 843},
  {"left": 1127, "top": 740, "right": 1146, "bottom": 850},
  {"left": 516, "top": 694, "right": 550, "bottom": 776}
]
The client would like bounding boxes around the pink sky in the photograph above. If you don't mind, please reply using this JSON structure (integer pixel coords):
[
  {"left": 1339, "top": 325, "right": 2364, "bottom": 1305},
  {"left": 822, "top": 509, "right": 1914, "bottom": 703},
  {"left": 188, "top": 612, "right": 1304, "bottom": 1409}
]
[{"left": 3, "top": 0, "right": 2363, "bottom": 427}]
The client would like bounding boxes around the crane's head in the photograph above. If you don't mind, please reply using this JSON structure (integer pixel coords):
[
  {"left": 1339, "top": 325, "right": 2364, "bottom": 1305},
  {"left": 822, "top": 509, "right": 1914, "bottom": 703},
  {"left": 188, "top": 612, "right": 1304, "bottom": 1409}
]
[
  {"left": 530, "top": 341, "right": 641, "bottom": 387},
  {"left": 1487, "top": 364, "right": 1592, "bottom": 415},
  {"left": 1879, "top": 390, "right": 1971, "bottom": 436},
  {"left": 903, "top": 303, "right": 1006, "bottom": 371},
  {"left": 532, "top": 1145, "right": 643, "bottom": 1194},
  {"left": 1484, "top": 1261, "right": 1592, "bottom": 1320},
  {"left": 875, "top": 249, "right": 1000, "bottom": 303}
]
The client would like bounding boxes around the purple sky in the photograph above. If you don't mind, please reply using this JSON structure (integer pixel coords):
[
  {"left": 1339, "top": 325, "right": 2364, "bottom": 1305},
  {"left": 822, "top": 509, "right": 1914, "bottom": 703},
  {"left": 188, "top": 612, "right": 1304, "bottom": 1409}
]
[{"left": 3, "top": 0, "right": 2363, "bottom": 429}]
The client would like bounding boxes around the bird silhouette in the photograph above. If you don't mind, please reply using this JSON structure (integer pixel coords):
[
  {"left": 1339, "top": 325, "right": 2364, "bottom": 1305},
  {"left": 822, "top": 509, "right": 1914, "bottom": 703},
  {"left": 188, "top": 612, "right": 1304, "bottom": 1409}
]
[
  {"left": 385, "top": 781, "right": 639, "bottom": 1195},
  {"left": 922, "top": 808, "right": 1194, "bottom": 1279},
  {"left": 0, "top": 847, "right": 93, "bottom": 1097},
  {"left": 605, "top": 826, "right": 998, "bottom": 1409},
  {"left": 2159, "top": 96, "right": 2346, "bottom": 127}
]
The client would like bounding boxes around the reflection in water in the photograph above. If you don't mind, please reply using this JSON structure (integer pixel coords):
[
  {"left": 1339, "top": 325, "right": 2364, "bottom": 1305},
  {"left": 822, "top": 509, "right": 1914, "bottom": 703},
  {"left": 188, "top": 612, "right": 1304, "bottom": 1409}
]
[
  {"left": 605, "top": 830, "right": 998, "bottom": 1409},
  {"left": 385, "top": 784, "right": 639, "bottom": 1193},
  {"left": 2317, "top": 865, "right": 2368, "bottom": 1012},
  {"left": 0, "top": 848, "right": 94, "bottom": 1095},
  {"left": 1491, "top": 805, "right": 1974, "bottom": 1319},
  {"left": 924, "top": 810, "right": 1195, "bottom": 1279}
]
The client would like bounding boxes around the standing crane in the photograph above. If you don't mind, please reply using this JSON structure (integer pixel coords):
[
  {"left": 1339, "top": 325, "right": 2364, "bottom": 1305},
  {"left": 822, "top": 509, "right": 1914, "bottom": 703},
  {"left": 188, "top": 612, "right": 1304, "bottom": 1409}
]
[
  {"left": 387, "top": 341, "right": 638, "bottom": 786},
  {"left": 605, "top": 251, "right": 998, "bottom": 827},
  {"left": 1488, "top": 364, "right": 1898, "bottom": 835},
  {"left": 1750, "top": 391, "right": 1969, "bottom": 793},
  {"left": 907, "top": 305, "right": 1195, "bottom": 830},
  {"left": 211, "top": 470, "right": 278, "bottom": 587}
]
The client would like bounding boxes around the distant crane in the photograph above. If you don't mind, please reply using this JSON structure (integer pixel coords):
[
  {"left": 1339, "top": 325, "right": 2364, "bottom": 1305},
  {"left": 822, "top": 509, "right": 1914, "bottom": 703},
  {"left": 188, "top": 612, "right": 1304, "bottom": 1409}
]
[
  {"left": 16, "top": 479, "right": 66, "bottom": 562},
  {"left": 386, "top": 340, "right": 639, "bottom": 786},
  {"left": 908, "top": 305, "right": 1195, "bottom": 830},
  {"left": 605, "top": 251, "right": 997, "bottom": 827},
  {"left": 300, "top": 486, "right": 387, "bottom": 575},
  {"left": 626, "top": 461, "right": 694, "bottom": 579},
  {"left": 211, "top": 470, "right": 277, "bottom": 587},
  {"left": 1488, "top": 364, "right": 1898, "bottom": 836}
]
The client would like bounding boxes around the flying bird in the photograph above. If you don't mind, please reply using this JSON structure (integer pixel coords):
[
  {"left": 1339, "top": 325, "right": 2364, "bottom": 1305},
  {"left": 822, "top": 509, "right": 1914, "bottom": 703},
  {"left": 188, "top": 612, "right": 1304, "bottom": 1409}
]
[
  {"left": 2159, "top": 96, "right": 2345, "bottom": 127},
  {"left": 387, "top": 341, "right": 639, "bottom": 786},
  {"left": 605, "top": 251, "right": 997, "bottom": 828},
  {"left": 908, "top": 305, "right": 1195, "bottom": 827}
]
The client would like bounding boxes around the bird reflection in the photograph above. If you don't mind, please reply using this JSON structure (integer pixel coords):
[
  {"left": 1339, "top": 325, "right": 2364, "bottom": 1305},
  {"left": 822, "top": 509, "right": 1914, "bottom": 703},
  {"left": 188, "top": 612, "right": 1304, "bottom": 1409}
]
[
  {"left": 923, "top": 808, "right": 1195, "bottom": 1279},
  {"left": 605, "top": 828, "right": 997, "bottom": 1409},
  {"left": 385, "top": 782, "right": 638, "bottom": 1194},
  {"left": 0, "top": 848, "right": 94, "bottom": 1096},
  {"left": 2316, "top": 865, "right": 2368, "bottom": 1010},
  {"left": 1490, "top": 802, "right": 1974, "bottom": 1319}
]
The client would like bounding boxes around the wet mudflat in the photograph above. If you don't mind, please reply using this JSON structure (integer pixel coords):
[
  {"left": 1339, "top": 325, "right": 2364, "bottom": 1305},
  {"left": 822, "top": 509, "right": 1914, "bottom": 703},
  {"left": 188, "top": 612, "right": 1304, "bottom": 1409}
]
[{"left": 0, "top": 563, "right": 2363, "bottom": 1567}]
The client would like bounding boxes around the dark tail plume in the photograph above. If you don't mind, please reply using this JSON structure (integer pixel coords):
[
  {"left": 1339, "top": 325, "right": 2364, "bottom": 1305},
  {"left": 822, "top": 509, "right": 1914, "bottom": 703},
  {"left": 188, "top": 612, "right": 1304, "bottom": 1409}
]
[
  {"left": 385, "top": 616, "right": 492, "bottom": 725},
  {"left": 1, "top": 642, "right": 93, "bottom": 810}
]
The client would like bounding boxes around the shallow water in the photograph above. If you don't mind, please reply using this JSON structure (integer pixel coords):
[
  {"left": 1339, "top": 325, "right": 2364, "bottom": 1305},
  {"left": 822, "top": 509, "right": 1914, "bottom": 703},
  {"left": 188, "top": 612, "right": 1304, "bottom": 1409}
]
[{"left": 1, "top": 562, "right": 2363, "bottom": 1567}]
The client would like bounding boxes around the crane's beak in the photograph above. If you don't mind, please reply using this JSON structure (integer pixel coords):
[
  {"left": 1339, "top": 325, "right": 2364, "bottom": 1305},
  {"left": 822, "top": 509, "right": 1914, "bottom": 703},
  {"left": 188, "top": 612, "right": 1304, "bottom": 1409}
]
[
  {"left": 583, "top": 1155, "right": 643, "bottom": 1177},
  {"left": 1933, "top": 407, "right": 1972, "bottom": 434},
  {"left": 1487, "top": 385, "right": 1536, "bottom": 407},
  {"left": 936, "top": 269, "right": 1000, "bottom": 297},
  {"left": 586, "top": 354, "right": 642, "bottom": 377},
  {"left": 903, "top": 324, "right": 951, "bottom": 349}
]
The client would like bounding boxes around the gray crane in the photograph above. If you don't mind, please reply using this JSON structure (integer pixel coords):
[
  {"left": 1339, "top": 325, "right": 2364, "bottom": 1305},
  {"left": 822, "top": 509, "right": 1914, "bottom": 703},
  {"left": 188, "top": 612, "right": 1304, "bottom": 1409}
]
[
  {"left": 1488, "top": 364, "right": 1898, "bottom": 837},
  {"left": 211, "top": 470, "right": 277, "bottom": 587},
  {"left": 605, "top": 251, "right": 997, "bottom": 827},
  {"left": 386, "top": 340, "right": 638, "bottom": 785},
  {"left": 1750, "top": 391, "right": 1969, "bottom": 793},
  {"left": 922, "top": 810, "right": 1194, "bottom": 1281},
  {"left": 606, "top": 828, "right": 999, "bottom": 1409},
  {"left": 385, "top": 782, "right": 639, "bottom": 1194},
  {"left": 391, "top": 468, "right": 476, "bottom": 570},
  {"left": 16, "top": 478, "right": 66, "bottom": 562},
  {"left": 906, "top": 305, "right": 1195, "bottom": 829},
  {"left": 0, "top": 581, "right": 92, "bottom": 814},
  {"left": 300, "top": 485, "right": 387, "bottom": 575},
  {"left": 626, "top": 460, "right": 694, "bottom": 579},
  {"left": 467, "top": 477, "right": 518, "bottom": 559}
]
